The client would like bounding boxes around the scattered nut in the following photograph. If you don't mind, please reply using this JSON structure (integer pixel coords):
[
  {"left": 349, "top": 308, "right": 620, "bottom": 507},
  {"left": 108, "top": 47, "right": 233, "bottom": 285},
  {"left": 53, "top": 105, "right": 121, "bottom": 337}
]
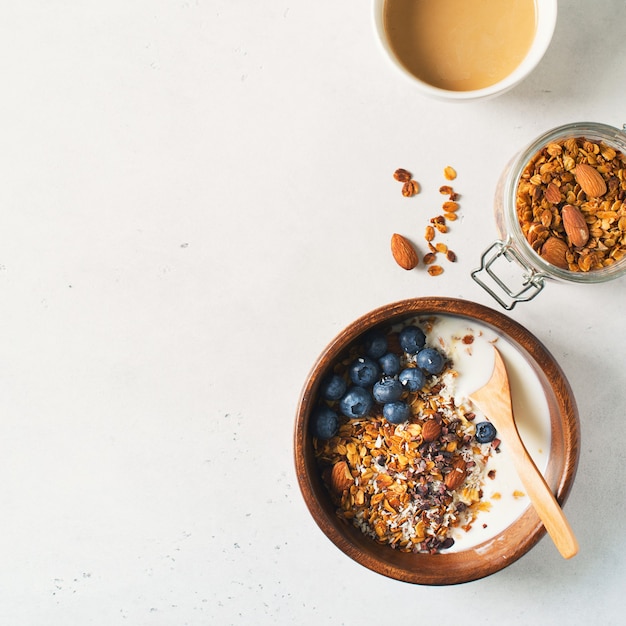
[
  {"left": 402, "top": 179, "right": 420, "bottom": 197},
  {"left": 443, "top": 166, "right": 457, "bottom": 180},
  {"left": 393, "top": 168, "right": 412, "bottom": 182},
  {"left": 391, "top": 233, "right": 419, "bottom": 270},
  {"left": 442, "top": 201, "right": 459, "bottom": 212},
  {"left": 389, "top": 166, "right": 464, "bottom": 276}
]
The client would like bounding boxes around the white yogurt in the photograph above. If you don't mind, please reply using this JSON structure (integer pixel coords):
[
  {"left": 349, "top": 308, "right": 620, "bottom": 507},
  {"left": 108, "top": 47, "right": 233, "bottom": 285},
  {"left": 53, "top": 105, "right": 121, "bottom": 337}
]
[{"left": 423, "top": 315, "right": 551, "bottom": 551}]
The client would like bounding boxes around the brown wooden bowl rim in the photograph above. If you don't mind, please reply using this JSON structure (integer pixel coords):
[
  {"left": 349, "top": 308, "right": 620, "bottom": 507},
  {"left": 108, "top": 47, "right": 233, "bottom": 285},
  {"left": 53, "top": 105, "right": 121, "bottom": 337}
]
[{"left": 294, "top": 297, "right": 580, "bottom": 585}]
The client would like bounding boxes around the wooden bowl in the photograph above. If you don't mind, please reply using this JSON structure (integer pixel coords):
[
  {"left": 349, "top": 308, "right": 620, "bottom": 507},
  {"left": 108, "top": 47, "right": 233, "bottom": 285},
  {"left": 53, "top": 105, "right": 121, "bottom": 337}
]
[{"left": 293, "top": 297, "right": 579, "bottom": 585}]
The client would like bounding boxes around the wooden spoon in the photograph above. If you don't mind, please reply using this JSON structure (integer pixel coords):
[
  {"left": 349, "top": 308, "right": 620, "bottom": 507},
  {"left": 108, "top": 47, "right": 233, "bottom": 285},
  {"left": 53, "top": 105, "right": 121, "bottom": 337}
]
[{"left": 469, "top": 346, "right": 578, "bottom": 559}]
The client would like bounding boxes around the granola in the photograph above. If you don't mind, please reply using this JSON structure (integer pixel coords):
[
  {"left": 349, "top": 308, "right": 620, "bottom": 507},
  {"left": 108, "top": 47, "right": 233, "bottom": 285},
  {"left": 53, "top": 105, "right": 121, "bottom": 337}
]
[
  {"left": 516, "top": 136, "right": 626, "bottom": 271},
  {"left": 313, "top": 320, "right": 494, "bottom": 554},
  {"left": 390, "top": 167, "right": 460, "bottom": 274}
]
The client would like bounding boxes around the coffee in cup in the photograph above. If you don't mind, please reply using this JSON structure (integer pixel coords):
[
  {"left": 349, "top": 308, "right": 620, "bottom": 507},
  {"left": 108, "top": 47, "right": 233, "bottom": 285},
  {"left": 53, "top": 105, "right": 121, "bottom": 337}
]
[{"left": 373, "top": 0, "right": 557, "bottom": 101}]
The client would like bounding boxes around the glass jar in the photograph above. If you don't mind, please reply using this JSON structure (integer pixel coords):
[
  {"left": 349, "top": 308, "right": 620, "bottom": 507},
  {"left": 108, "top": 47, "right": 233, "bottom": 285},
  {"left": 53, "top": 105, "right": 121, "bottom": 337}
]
[{"left": 472, "top": 122, "right": 626, "bottom": 309}]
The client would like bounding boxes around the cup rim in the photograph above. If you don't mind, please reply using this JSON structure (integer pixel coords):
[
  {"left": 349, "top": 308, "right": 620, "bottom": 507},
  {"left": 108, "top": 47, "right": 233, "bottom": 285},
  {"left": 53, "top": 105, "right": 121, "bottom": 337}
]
[{"left": 372, "top": 0, "right": 558, "bottom": 101}]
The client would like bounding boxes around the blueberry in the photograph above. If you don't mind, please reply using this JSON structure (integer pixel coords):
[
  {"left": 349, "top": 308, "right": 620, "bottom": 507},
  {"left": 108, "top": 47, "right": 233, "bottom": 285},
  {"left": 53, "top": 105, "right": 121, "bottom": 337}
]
[
  {"left": 372, "top": 378, "right": 404, "bottom": 404},
  {"left": 348, "top": 357, "right": 380, "bottom": 387},
  {"left": 310, "top": 405, "right": 339, "bottom": 440},
  {"left": 475, "top": 421, "right": 497, "bottom": 444},
  {"left": 378, "top": 352, "right": 401, "bottom": 376},
  {"left": 416, "top": 347, "right": 445, "bottom": 375},
  {"left": 399, "top": 325, "right": 426, "bottom": 354},
  {"left": 319, "top": 373, "right": 347, "bottom": 401},
  {"left": 399, "top": 367, "right": 426, "bottom": 392},
  {"left": 363, "top": 330, "right": 388, "bottom": 359},
  {"left": 339, "top": 386, "right": 374, "bottom": 418},
  {"left": 383, "top": 401, "right": 411, "bottom": 424}
]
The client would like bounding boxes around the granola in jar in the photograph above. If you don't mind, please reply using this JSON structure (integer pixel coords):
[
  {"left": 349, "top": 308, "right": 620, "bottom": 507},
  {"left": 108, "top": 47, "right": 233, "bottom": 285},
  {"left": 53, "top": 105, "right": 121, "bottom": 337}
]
[{"left": 516, "top": 136, "right": 626, "bottom": 271}]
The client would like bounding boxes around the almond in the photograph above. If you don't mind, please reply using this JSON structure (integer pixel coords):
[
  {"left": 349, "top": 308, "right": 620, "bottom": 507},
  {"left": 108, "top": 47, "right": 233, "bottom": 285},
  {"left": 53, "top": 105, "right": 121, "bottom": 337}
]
[
  {"left": 444, "top": 457, "right": 467, "bottom": 490},
  {"left": 421, "top": 419, "right": 441, "bottom": 443},
  {"left": 574, "top": 162, "right": 607, "bottom": 197},
  {"left": 540, "top": 236, "right": 569, "bottom": 269},
  {"left": 544, "top": 182, "right": 561, "bottom": 204},
  {"left": 561, "top": 204, "right": 590, "bottom": 248},
  {"left": 391, "top": 233, "right": 419, "bottom": 270},
  {"left": 330, "top": 461, "right": 353, "bottom": 494}
]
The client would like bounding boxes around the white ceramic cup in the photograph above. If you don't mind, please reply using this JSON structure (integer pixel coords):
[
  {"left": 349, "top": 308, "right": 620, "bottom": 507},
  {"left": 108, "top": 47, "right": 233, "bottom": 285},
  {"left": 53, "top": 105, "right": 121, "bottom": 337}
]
[{"left": 373, "top": 0, "right": 558, "bottom": 102}]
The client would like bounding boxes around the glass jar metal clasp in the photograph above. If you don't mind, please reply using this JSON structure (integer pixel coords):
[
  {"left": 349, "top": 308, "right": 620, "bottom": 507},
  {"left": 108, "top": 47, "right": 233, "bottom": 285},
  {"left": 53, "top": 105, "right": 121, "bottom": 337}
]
[{"left": 471, "top": 240, "right": 546, "bottom": 310}]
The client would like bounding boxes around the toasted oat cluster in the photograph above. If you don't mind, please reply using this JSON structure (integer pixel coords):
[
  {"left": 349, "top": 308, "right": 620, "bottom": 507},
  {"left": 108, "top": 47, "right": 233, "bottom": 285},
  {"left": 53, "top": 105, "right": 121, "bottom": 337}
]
[
  {"left": 516, "top": 136, "right": 626, "bottom": 271},
  {"left": 390, "top": 166, "right": 461, "bottom": 276},
  {"left": 313, "top": 325, "right": 494, "bottom": 554}
]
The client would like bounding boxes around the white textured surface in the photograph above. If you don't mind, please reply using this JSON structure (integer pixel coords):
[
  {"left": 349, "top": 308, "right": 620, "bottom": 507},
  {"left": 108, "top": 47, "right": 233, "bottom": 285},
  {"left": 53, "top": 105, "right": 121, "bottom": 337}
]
[{"left": 0, "top": 1, "right": 625, "bottom": 624}]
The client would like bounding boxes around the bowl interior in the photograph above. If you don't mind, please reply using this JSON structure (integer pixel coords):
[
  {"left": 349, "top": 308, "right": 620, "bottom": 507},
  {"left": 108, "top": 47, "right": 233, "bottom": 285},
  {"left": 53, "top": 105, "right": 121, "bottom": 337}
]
[{"left": 294, "top": 298, "right": 579, "bottom": 584}]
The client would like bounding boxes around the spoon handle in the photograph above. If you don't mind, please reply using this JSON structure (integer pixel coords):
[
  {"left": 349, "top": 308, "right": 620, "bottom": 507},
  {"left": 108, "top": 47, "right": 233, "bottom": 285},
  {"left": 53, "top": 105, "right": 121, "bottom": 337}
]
[
  {"left": 502, "top": 423, "right": 579, "bottom": 559},
  {"left": 470, "top": 348, "right": 578, "bottom": 559}
]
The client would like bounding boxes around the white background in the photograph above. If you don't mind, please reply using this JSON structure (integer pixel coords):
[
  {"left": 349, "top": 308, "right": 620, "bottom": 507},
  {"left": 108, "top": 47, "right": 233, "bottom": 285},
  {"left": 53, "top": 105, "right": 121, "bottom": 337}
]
[{"left": 1, "top": 1, "right": 625, "bottom": 624}]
